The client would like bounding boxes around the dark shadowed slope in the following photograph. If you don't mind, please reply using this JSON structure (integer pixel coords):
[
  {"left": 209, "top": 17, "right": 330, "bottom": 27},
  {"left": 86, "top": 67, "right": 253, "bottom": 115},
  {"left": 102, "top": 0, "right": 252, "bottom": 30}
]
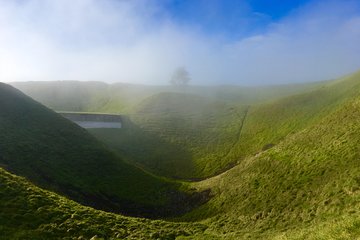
[
  {"left": 0, "top": 83, "right": 208, "bottom": 218},
  {"left": 0, "top": 167, "right": 211, "bottom": 239},
  {"left": 90, "top": 92, "right": 249, "bottom": 179}
]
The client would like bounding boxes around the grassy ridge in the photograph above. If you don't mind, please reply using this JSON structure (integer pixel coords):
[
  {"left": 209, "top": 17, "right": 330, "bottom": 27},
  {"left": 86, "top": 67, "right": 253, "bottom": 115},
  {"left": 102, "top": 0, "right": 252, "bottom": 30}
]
[
  {"left": 10, "top": 73, "right": 359, "bottom": 180},
  {"left": 90, "top": 92, "right": 248, "bottom": 179},
  {"left": 2, "top": 71, "right": 360, "bottom": 239},
  {"left": 179, "top": 72, "right": 360, "bottom": 238},
  {"left": 90, "top": 73, "right": 359, "bottom": 179},
  {"left": 10, "top": 80, "right": 330, "bottom": 180},
  {"left": 4, "top": 83, "right": 360, "bottom": 240},
  {"left": 0, "top": 167, "right": 211, "bottom": 240},
  {"left": 227, "top": 70, "right": 360, "bottom": 162},
  {"left": 0, "top": 83, "right": 206, "bottom": 218}
]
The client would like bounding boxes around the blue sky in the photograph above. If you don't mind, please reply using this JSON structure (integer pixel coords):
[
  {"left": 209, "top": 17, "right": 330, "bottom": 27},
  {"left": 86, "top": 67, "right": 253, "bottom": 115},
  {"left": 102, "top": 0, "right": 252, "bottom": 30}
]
[
  {"left": 0, "top": 0, "right": 359, "bottom": 85},
  {"left": 165, "top": 0, "right": 309, "bottom": 39}
]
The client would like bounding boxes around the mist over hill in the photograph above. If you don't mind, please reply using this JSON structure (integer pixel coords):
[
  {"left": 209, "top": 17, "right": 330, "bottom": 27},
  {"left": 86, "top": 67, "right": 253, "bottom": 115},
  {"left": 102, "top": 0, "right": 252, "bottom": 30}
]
[
  {"left": 0, "top": 82, "right": 208, "bottom": 219},
  {"left": 2, "top": 0, "right": 360, "bottom": 238},
  {"left": 1, "top": 70, "right": 360, "bottom": 239}
]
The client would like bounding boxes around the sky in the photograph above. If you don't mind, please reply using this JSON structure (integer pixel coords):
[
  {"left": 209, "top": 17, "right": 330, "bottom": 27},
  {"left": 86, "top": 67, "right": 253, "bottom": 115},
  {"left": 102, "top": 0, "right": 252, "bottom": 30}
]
[{"left": 0, "top": 0, "right": 359, "bottom": 85}]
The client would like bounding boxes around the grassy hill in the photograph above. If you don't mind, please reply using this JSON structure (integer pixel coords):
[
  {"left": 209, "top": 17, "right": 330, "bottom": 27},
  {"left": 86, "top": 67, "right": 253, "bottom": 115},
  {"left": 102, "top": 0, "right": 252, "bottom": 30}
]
[
  {"left": 2, "top": 71, "right": 360, "bottom": 239},
  {"left": 0, "top": 82, "right": 207, "bottom": 218},
  {"left": 9, "top": 80, "right": 330, "bottom": 180},
  {"left": 90, "top": 92, "right": 249, "bottom": 179},
  {"left": 0, "top": 167, "right": 211, "bottom": 240},
  {"left": 89, "top": 72, "right": 360, "bottom": 179},
  {"left": 10, "top": 74, "right": 359, "bottom": 180},
  {"left": 178, "top": 71, "right": 360, "bottom": 238},
  {"left": 225, "top": 70, "right": 360, "bottom": 163}
]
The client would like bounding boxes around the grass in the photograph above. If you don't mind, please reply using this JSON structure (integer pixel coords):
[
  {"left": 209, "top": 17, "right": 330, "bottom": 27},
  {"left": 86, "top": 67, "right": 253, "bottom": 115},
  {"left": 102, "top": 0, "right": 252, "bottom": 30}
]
[
  {"left": 0, "top": 167, "right": 210, "bottom": 240},
  {"left": 0, "top": 83, "right": 206, "bottom": 218},
  {"left": 179, "top": 71, "right": 360, "bottom": 238},
  {"left": 226, "top": 70, "right": 360, "bottom": 164},
  {"left": 90, "top": 92, "right": 249, "bottom": 179},
  {"left": 90, "top": 72, "right": 360, "bottom": 179},
  {"left": 11, "top": 79, "right": 330, "bottom": 179},
  {"left": 3, "top": 70, "right": 360, "bottom": 239}
]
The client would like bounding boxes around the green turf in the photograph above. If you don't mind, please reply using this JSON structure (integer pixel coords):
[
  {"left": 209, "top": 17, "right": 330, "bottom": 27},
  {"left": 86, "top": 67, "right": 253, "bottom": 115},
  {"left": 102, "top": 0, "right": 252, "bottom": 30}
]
[
  {"left": 179, "top": 70, "right": 360, "bottom": 238},
  {"left": 89, "top": 72, "right": 359, "bottom": 179},
  {"left": 10, "top": 79, "right": 331, "bottom": 179},
  {"left": 90, "top": 92, "right": 249, "bottom": 179},
  {"left": 3, "top": 70, "right": 360, "bottom": 239},
  {"left": 0, "top": 167, "right": 211, "bottom": 240},
  {"left": 0, "top": 82, "right": 206, "bottom": 218},
  {"left": 226, "top": 70, "right": 360, "bottom": 164}
]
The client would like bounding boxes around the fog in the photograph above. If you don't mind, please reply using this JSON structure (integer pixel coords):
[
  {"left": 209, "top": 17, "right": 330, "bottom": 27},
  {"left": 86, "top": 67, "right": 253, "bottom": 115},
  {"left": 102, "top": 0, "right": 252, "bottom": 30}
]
[{"left": 0, "top": 0, "right": 359, "bottom": 85}]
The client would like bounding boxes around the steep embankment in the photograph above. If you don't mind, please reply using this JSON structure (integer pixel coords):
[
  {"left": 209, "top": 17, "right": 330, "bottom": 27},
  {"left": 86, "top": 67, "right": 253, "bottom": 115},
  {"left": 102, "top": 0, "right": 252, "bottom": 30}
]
[
  {"left": 89, "top": 73, "right": 355, "bottom": 180},
  {"left": 0, "top": 83, "right": 207, "bottom": 218},
  {"left": 90, "top": 92, "right": 249, "bottom": 179},
  {"left": 224, "top": 70, "right": 360, "bottom": 163},
  {"left": 2, "top": 94, "right": 360, "bottom": 239},
  {"left": 0, "top": 167, "right": 211, "bottom": 239},
  {"left": 180, "top": 71, "right": 360, "bottom": 239},
  {"left": 104, "top": 70, "right": 360, "bottom": 179},
  {"left": 11, "top": 80, "right": 328, "bottom": 180},
  {"left": 2, "top": 71, "right": 360, "bottom": 239}
]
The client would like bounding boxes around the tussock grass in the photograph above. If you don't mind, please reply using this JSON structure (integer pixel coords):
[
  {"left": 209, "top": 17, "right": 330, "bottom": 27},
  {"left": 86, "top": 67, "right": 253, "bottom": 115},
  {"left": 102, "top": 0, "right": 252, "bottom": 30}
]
[{"left": 0, "top": 168, "right": 210, "bottom": 239}]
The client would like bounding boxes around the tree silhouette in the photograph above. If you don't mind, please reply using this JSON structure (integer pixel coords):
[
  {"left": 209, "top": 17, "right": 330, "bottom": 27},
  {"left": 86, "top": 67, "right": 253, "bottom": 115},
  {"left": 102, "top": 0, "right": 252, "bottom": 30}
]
[{"left": 170, "top": 67, "right": 191, "bottom": 86}]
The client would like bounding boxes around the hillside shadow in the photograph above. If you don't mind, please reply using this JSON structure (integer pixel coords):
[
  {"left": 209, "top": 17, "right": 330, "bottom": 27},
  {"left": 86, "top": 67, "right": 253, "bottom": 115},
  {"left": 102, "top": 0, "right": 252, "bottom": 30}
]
[
  {"left": 89, "top": 116, "right": 197, "bottom": 179},
  {"left": 86, "top": 116, "right": 213, "bottom": 218}
]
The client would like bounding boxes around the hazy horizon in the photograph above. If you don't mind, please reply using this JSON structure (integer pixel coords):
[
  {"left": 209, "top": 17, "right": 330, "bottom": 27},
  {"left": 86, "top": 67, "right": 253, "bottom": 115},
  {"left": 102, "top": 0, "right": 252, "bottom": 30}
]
[
  {"left": 9, "top": 75, "right": 341, "bottom": 87},
  {"left": 1, "top": 0, "right": 360, "bottom": 85}
]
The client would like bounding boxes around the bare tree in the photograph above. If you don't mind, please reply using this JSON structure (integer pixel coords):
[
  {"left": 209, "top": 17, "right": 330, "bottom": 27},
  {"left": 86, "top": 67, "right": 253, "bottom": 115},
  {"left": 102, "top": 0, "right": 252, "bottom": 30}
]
[{"left": 170, "top": 67, "right": 191, "bottom": 86}]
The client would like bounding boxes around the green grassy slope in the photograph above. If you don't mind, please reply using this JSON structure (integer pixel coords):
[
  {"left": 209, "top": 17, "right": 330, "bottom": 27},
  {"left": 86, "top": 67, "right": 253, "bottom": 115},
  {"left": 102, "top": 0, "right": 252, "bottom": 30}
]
[
  {"left": 3, "top": 71, "right": 360, "bottom": 239},
  {"left": 180, "top": 72, "right": 360, "bottom": 239},
  {"left": 90, "top": 73, "right": 358, "bottom": 179},
  {"left": 227, "top": 70, "right": 360, "bottom": 162},
  {"left": 20, "top": 74, "right": 353, "bottom": 180},
  {"left": 9, "top": 80, "right": 330, "bottom": 180},
  {"left": 0, "top": 167, "right": 211, "bottom": 240},
  {"left": 4, "top": 71, "right": 358, "bottom": 239},
  {"left": 0, "top": 83, "right": 207, "bottom": 218},
  {"left": 90, "top": 92, "right": 248, "bottom": 179}
]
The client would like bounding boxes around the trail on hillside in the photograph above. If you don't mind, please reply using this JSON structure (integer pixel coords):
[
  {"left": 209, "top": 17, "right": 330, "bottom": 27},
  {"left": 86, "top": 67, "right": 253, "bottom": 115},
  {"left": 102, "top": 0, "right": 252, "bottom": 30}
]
[
  {"left": 184, "top": 106, "right": 250, "bottom": 182},
  {"left": 219, "top": 105, "right": 250, "bottom": 167}
]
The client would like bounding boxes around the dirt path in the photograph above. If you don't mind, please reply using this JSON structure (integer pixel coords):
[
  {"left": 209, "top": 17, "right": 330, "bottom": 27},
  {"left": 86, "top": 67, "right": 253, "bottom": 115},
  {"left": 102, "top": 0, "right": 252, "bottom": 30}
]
[{"left": 221, "top": 105, "right": 250, "bottom": 160}]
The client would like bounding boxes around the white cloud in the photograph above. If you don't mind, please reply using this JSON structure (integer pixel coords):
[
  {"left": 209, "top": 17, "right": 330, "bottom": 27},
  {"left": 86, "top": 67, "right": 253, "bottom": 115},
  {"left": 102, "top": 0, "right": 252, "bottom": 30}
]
[{"left": 0, "top": 0, "right": 359, "bottom": 85}]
